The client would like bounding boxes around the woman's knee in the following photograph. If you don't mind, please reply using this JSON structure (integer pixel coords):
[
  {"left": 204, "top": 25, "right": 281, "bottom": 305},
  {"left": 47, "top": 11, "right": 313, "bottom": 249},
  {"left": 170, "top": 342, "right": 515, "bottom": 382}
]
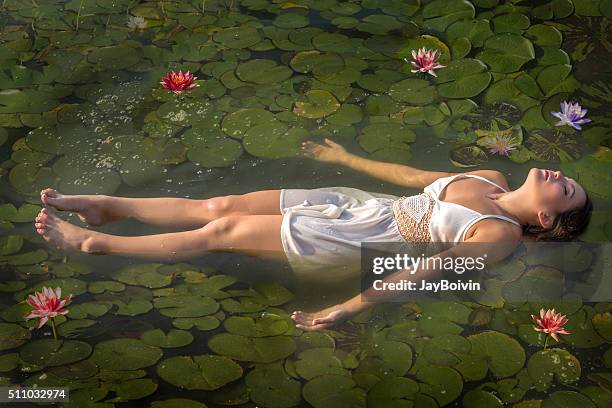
[{"left": 203, "top": 196, "right": 241, "bottom": 217}]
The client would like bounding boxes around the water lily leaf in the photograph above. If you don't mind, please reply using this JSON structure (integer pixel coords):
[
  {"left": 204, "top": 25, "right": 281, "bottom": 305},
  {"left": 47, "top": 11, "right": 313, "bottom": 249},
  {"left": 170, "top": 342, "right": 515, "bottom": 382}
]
[
  {"left": 358, "top": 122, "right": 416, "bottom": 155},
  {"left": 0, "top": 323, "right": 31, "bottom": 351},
  {"left": 88, "top": 281, "right": 126, "bottom": 295},
  {"left": 366, "top": 376, "right": 420, "bottom": 407},
  {"left": 245, "top": 365, "right": 302, "bottom": 408},
  {"left": 447, "top": 19, "right": 494, "bottom": 48},
  {"left": 423, "top": 0, "right": 476, "bottom": 32},
  {"left": 455, "top": 331, "right": 525, "bottom": 380},
  {"left": 477, "top": 33, "right": 535, "bottom": 73},
  {"left": 185, "top": 128, "right": 243, "bottom": 167},
  {"left": 69, "top": 302, "right": 111, "bottom": 319},
  {"left": 140, "top": 329, "right": 193, "bottom": 348},
  {"left": 492, "top": 13, "right": 530, "bottom": 34},
  {"left": 224, "top": 314, "right": 289, "bottom": 337},
  {"left": 111, "top": 299, "right": 153, "bottom": 316},
  {"left": 89, "top": 338, "right": 162, "bottom": 370},
  {"left": 157, "top": 98, "right": 220, "bottom": 127},
  {"left": 274, "top": 13, "right": 310, "bottom": 29},
  {"left": 0, "top": 89, "right": 60, "bottom": 113},
  {"left": 236, "top": 59, "right": 293, "bottom": 85},
  {"left": 463, "top": 390, "right": 504, "bottom": 407},
  {"left": 433, "top": 58, "right": 492, "bottom": 99},
  {"left": 251, "top": 282, "right": 294, "bottom": 306},
  {"left": 536, "top": 64, "right": 573, "bottom": 97},
  {"left": 389, "top": 79, "right": 437, "bottom": 105},
  {"left": 592, "top": 312, "right": 612, "bottom": 341},
  {"left": 0, "top": 280, "right": 26, "bottom": 292},
  {"left": 86, "top": 45, "right": 141, "bottom": 70},
  {"left": 0, "top": 353, "right": 19, "bottom": 372},
  {"left": 173, "top": 316, "right": 220, "bottom": 331},
  {"left": 213, "top": 26, "right": 262, "bottom": 49},
  {"left": 294, "top": 348, "right": 350, "bottom": 380},
  {"left": 221, "top": 108, "right": 277, "bottom": 139},
  {"left": 158, "top": 355, "right": 242, "bottom": 391},
  {"left": 526, "top": 129, "right": 581, "bottom": 162},
  {"left": 0, "top": 236, "right": 22, "bottom": 256},
  {"left": 423, "top": 334, "right": 471, "bottom": 366},
  {"left": 243, "top": 122, "right": 307, "bottom": 159},
  {"left": 542, "top": 391, "right": 597, "bottom": 408},
  {"left": 57, "top": 319, "right": 98, "bottom": 339},
  {"left": 302, "top": 374, "right": 366, "bottom": 408},
  {"left": 450, "top": 145, "right": 488, "bottom": 168},
  {"left": 293, "top": 89, "right": 340, "bottom": 118},
  {"left": 154, "top": 295, "right": 219, "bottom": 318},
  {"left": 527, "top": 348, "right": 581, "bottom": 391},
  {"left": 151, "top": 399, "right": 207, "bottom": 408},
  {"left": 20, "top": 339, "right": 92, "bottom": 368},
  {"left": 14, "top": 278, "right": 86, "bottom": 302},
  {"left": 564, "top": 307, "right": 606, "bottom": 348},
  {"left": 416, "top": 365, "right": 463, "bottom": 406},
  {"left": 208, "top": 333, "right": 296, "bottom": 362}
]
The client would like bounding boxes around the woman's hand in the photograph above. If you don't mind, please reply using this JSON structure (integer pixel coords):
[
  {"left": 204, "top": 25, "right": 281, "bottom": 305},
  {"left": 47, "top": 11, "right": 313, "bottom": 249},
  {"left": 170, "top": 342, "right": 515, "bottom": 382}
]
[
  {"left": 291, "top": 303, "right": 354, "bottom": 331},
  {"left": 301, "top": 138, "right": 348, "bottom": 164}
]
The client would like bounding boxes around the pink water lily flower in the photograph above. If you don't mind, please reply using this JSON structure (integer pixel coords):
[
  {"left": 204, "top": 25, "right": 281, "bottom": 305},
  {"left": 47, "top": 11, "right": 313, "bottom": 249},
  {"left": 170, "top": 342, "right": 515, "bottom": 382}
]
[
  {"left": 405, "top": 47, "right": 446, "bottom": 77},
  {"left": 482, "top": 134, "right": 519, "bottom": 156},
  {"left": 24, "top": 286, "right": 71, "bottom": 330},
  {"left": 160, "top": 70, "right": 198, "bottom": 95},
  {"left": 531, "top": 308, "right": 571, "bottom": 343}
]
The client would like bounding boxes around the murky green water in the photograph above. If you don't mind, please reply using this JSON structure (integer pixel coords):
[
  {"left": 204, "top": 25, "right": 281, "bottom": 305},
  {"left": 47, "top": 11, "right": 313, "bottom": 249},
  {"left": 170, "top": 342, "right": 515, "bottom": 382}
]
[{"left": 1, "top": 0, "right": 611, "bottom": 407}]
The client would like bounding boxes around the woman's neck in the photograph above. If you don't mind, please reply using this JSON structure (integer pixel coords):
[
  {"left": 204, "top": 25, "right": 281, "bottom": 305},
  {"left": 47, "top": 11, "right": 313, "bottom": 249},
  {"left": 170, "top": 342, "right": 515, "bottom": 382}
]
[{"left": 489, "top": 189, "right": 537, "bottom": 227}]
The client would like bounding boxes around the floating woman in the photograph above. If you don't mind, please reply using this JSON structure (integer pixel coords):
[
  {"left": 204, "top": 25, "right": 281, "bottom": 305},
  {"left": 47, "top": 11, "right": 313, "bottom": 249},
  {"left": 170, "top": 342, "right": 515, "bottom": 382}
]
[{"left": 34, "top": 138, "right": 592, "bottom": 331}]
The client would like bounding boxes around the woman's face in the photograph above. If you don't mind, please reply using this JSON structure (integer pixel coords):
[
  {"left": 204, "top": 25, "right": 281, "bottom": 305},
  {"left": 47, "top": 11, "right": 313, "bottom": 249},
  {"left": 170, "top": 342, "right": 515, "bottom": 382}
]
[{"left": 524, "top": 168, "right": 587, "bottom": 228}]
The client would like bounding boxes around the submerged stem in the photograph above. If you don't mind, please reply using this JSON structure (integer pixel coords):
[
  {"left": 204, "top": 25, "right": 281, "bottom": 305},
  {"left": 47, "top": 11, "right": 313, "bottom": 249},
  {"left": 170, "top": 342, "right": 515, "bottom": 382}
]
[{"left": 50, "top": 318, "right": 58, "bottom": 341}]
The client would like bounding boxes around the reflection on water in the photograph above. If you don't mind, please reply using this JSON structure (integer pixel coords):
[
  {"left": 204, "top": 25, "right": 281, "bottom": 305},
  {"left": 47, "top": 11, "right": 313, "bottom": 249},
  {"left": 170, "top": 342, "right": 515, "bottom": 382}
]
[{"left": 1, "top": 0, "right": 611, "bottom": 407}]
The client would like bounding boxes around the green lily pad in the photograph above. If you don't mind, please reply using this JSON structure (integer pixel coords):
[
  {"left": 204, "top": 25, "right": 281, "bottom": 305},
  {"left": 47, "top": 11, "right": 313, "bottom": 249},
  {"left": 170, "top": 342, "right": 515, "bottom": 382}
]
[
  {"left": 213, "top": 26, "right": 262, "bottom": 49},
  {"left": 220, "top": 108, "right": 277, "bottom": 139},
  {"left": 185, "top": 129, "right": 243, "bottom": 167},
  {"left": 242, "top": 122, "right": 307, "bottom": 159},
  {"left": 208, "top": 333, "right": 296, "bottom": 363},
  {"left": 0, "top": 353, "right": 19, "bottom": 372},
  {"left": 173, "top": 316, "right": 221, "bottom": 331},
  {"left": 0, "top": 323, "right": 31, "bottom": 351},
  {"left": 157, "top": 98, "right": 220, "bottom": 127},
  {"left": 252, "top": 282, "right": 294, "bottom": 306},
  {"left": 542, "top": 391, "right": 597, "bottom": 408},
  {"left": 527, "top": 348, "right": 581, "bottom": 391},
  {"left": 455, "top": 331, "right": 525, "bottom": 380},
  {"left": 592, "top": 312, "right": 612, "bottom": 341},
  {"left": 0, "top": 281, "right": 26, "bottom": 292},
  {"left": 151, "top": 399, "right": 207, "bottom": 408},
  {"left": 15, "top": 278, "right": 86, "bottom": 301},
  {"left": 416, "top": 365, "right": 463, "bottom": 406},
  {"left": 447, "top": 19, "right": 495, "bottom": 48},
  {"left": 477, "top": 33, "right": 535, "bottom": 73},
  {"left": 89, "top": 338, "right": 162, "bottom": 370},
  {"left": 246, "top": 365, "right": 302, "bottom": 407},
  {"left": 302, "top": 374, "right": 366, "bottom": 408},
  {"left": 224, "top": 314, "right": 289, "bottom": 337},
  {"left": 111, "top": 263, "right": 172, "bottom": 289},
  {"left": 157, "top": 355, "right": 242, "bottom": 391},
  {"left": 141, "top": 329, "right": 193, "bottom": 348},
  {"left": 20, "top": 339, "right": 92, "bottom": 368},
  {"left": 389, "top": 79, "right": 437, "bottom": 105},
  {"left": 294, "top": 347, "right": 350, "bottom": 380},
  {"left": 88, "top": 281, "right": 126, "bottom": 294},
  {"left": 434, "top": 58, "right": 491, "bottom": 99},
  {"left": 236, "top": 59, "right": 293, "bottom": 84},
  {"left": 366, "top": 376, "right": 422, "bottom": 407},
  {"left": 463, "top": 389, "right": 504, "bottom": 407},
  {"left": 423, "top": 334, "right": 471, "bottom": 366},
  {"left": 358, "top": 122, "right": 416, "bottom": 154},
  {"left": 68, "top": 303, "right": 111, "bottom": 319},
  {"left": 293, "top": 89, "right": 340, "bottom": 118},
  {"left": 423, "top": 0, "right": 476, "bottom": 32},
  {"left": 0, "top": 236, "right": 23, "bottom": 256},
  {"left": 154, "top": 295, "right": 219, "bottom": 318},
  {"left": 111, "top": 299, "right": 153, "bottom": 316}
]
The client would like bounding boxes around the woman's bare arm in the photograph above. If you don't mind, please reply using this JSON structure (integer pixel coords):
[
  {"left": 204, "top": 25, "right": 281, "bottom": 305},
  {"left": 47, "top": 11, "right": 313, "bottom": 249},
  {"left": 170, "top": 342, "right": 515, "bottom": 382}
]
[
  {"left": 301, "top": 138, "right": 455, "bottom": 189},
  {"left": 292, "top": 226, "right": 521, "bottom": 331}
]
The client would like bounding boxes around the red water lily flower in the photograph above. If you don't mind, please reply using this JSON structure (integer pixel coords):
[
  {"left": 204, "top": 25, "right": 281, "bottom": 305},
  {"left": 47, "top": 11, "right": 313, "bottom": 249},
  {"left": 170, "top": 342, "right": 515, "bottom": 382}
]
[
  {"left": 531, "top": 308, "right": 571, "bottom": 342},
  {"left": 405, "top": 47, "right": 446, "bottom": 77},
  {"left": 24, "top": 286, "right": 71, "bottom": 329},
  {"left": 160, "top": 69, "right": 198, "bottom": 95}
]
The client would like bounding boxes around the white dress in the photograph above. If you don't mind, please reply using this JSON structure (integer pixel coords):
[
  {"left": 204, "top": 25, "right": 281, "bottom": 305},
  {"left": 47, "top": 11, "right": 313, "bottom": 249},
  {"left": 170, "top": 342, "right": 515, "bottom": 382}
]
[{"left": 279, "top": 175, "right": 521, "bottom": 276}]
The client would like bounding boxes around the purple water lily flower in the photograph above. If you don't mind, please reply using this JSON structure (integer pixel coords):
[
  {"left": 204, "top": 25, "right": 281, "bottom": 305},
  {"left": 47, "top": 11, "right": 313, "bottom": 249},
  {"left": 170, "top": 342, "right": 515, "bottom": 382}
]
[{"left": 551, "top": 101, "right": 591, "bottom": 131}]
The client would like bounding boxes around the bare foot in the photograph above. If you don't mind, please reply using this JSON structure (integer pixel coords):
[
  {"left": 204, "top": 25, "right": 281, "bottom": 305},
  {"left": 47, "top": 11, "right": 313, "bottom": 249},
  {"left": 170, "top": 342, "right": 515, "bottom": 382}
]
[
  {"left": 40, "top": 188, "right": 121, "bottom": 226},
  {"left": 35, "top": 208, "right": 98, "bottom": 253}
]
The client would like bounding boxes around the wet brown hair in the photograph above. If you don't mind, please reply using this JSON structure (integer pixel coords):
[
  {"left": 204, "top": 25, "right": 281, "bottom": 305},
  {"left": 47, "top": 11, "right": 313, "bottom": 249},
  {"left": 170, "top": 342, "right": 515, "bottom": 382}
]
[{"left": 523, "top": 193, "right": 593, "bottom": 241}]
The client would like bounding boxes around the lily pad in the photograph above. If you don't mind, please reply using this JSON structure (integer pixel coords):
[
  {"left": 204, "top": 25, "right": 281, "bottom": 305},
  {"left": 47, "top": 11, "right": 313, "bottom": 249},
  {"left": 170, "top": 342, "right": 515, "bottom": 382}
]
[
  {"left": 358, "top": 122, "right": 416, "bottom": 154},
  {"left": 213, "top": 26, "right": 262, "bottom": 49},
  {"left": 477, "top": 33, "right": 535, "bottom": 73},
  {"left": 157, "top": 355, "right": 242, "bottom": 391},
  {"left": 19, "top": 339, "right": 92, "bottom": 368},
  {"left": 561, "top": 147, "right": 612, "bottom": 199},
  {"left": 434, "top": 58, "right": 492, "bottom": 99},
  {"left": 236, "top": 59, "right": 293, "bottom": 84},
  {"left": 0, "top": 323, "right": 31, "bottom": 351},
  {"left": 450, "top": 145, "right": 489, "bottom": 168},
  {"left": 293, "top": 89, "right": 340, "bottom": 118},
  {"left": 455, "top": 331, "right": 525, "bottom": 380},
  {"left": 224, "top": 314, "right": 289, "bottom": 337},
  {"left": 141, "top": 329, "right": 193, "bottom": 348},
  {"left": 89, "top": 338, "right": 162, "bottom": 370},
  {"left": 208, "top": 333, "right": 296, "bottom": 363},
  {"left": 154, "top": 295, "right": 219, "bottom": 318},
  {"left": 527, "top": 348, "right": 581, "bottom": 391},
  {"left": 302, "top": 374, "right": 366, "bottom": 408},
  {"left": 294, "top": 347, "right": 350, "bottom": 380},
  {"left": 220, "top": 108, "right": 277, "bottom": 139},
  {"left": 243, "top": 122, "right": 307, "bottom": 159},
  {"left": 389, "top": 79, "right": 437, "bottom": 105},
  {"left": 542, "top": 391, "right": 597, "bottom": 408},
  {"left": 185, "top": 130, "right": 243, "bottom": 167},
  {"left": 416, "top": 365, "right": 463, "bottom": 406},
  {"left": 245, "top": 365, "right": 302, "bottom": 408}
]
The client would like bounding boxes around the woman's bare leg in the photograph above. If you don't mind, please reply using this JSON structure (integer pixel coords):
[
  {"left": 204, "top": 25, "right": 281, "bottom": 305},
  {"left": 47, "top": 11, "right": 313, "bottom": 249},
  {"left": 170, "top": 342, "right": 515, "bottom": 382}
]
[
  {"left": 40, "top": 188, "right": 282, "bottom": 228},
  {"left": 35, "top": 208, "right": 286, "bottom": 263}
]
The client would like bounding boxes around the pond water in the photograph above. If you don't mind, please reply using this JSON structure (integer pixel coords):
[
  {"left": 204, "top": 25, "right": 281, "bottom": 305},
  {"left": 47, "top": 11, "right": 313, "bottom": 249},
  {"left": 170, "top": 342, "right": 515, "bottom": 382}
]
[{"left": 0, "top": 0, "right": 611, "bottom": 407}]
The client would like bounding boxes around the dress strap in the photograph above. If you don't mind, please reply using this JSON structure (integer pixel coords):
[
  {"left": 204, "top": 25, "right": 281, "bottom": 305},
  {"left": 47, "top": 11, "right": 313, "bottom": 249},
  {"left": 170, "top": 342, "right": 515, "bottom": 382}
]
[
  {"left": 460, "top": 214, "right": 522, "bottom": 242},
  {"left": 460, "top": 174, "right": 509, "bottom": 193},
  {"left": 425, "top": 173, "right": 509, "bottom": 200}
]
